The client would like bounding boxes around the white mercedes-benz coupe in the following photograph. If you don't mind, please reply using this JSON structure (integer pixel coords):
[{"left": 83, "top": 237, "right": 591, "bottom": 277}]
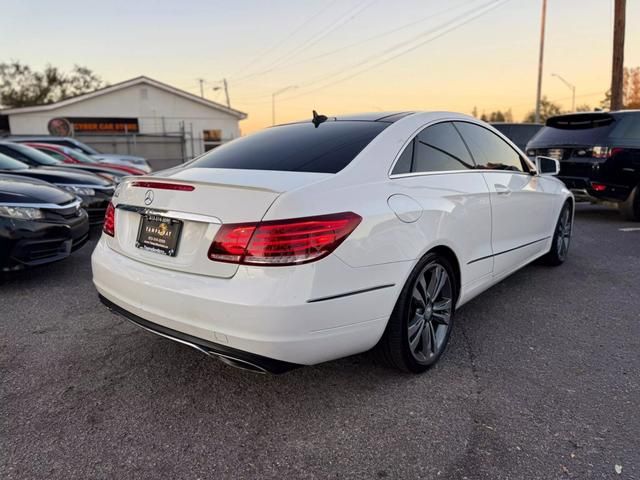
[{"left": 92, "top": 111, "right": 573, "bottom": 374}]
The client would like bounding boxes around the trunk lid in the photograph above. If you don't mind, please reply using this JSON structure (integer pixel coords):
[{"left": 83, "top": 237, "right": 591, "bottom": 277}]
[{"left": 106, "top": 168, "right": 331, "bottom": 278}]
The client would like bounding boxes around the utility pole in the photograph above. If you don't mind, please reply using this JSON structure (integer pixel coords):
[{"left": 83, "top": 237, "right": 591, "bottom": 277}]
[
  {"left": 223, "top": 78, "right": 230, "bottom": 108},
  {"left": 610, "top": 0, "right": 626, "bottom": 110},
  {"left": 535, "top": 0, "right": 547, "bottom": 123},
  {"left": 198, "top": 78, "right": 205, "bottom": 98}
]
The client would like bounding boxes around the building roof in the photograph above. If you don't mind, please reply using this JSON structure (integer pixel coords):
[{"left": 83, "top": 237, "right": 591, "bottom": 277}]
[{"left": 1, "top": 76, "right": 247, "bottom": 120}]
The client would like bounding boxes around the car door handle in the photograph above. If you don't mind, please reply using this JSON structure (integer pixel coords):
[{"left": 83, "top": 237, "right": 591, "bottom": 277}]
[{"left": 495, "top": 184, "right": 511, "bottom": 196}]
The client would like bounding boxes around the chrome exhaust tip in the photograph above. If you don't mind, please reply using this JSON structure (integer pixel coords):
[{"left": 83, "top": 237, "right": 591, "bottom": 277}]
[{"left": 213, "top": 353, "right": 269, "bottom": 374}]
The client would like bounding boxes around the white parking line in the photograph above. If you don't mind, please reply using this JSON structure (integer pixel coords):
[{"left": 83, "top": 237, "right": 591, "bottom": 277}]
[{"left": 619, "top": 227, "right": 640, "bottom": 232}]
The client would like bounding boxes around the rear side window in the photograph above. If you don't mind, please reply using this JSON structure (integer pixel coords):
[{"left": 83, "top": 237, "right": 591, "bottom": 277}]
[
  {"left": 189, "top": 121, "right": 388, "bottom": 174},
  {"left": 38, "top": 149, "right": 66, "bottom": 161},
  {"left": 391, "top": 122, "right": 474, "bottom": 174},
  {"left": 455, "top": 122, "right": 525, "bottom": 172},
  {"left": 609, "top": 114, "right": 640, "bottom": 140},
  {"left": 0, "top": 145, "right": 32, "bottom": 163}
]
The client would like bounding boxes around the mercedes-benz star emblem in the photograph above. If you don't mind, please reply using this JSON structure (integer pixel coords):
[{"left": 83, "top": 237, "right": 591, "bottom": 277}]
[{"left": 144, "top": 190, "right": 154, "bottom": 205}]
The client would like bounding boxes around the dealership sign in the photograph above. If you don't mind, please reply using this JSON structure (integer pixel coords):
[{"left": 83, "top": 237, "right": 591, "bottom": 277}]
[{"left": 47, "top": 117, "right": 140, "bottom": 135}]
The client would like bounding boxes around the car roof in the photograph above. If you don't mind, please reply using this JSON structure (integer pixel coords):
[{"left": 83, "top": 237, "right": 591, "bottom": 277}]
[
  {"left": 276, "top": 111, "right": 416, "bottom": 127},
  {"left": 330, "top": 112, "right": 416, "bottom": 122}
]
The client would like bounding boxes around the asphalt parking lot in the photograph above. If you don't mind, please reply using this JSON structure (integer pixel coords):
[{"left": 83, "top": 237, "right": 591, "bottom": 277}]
[{"left": 1, "top": 203, "right": 639, "bottom": 480}]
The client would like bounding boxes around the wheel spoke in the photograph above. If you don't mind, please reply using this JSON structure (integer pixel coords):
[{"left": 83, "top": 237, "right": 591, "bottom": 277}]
[
  {"left": 421, "top": 321, "right": 436, "bottom": 355},
  {"left": 433, "top": 298, "right": 451, "bottom": 312},
  {"left": 412, "top": 289, "right": 425, "bottom": 308},
  {"left": 409, "top": 320, "right": 424, "bottom": 352},
  {"left": 429, "top": 322, "right": 437, "bottom": 353},
  {"left": 426, "top": 266, "right": 441, "bottom": 299},
  {"left": 408, "top": 314, "right": 423, "bottom": 337},
  {"left": 432, "top": 311, "right": 450, "bottom": 325},
  {"left": 417, "top": 275, "right": 428, "bottom": 304},
  {"left": 429, "top": 266, "right": 448, "bottom": 300}
]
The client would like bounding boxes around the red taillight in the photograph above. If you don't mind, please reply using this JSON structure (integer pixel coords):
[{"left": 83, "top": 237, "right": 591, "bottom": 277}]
[
  {"left": 591, "top": 182, "right": 607, "bottom": 192},
  {"left": 208, "top": 212, "right": 362, "bottom": 266},
  {"left": 130, "top": 181, "right": 195, "bottom": 191},
  {"left": 103, "top": 202, "right": 115, "bottom": 237},
  {"left": 208, "top": 224, "right": 257, "bottom": 263}
]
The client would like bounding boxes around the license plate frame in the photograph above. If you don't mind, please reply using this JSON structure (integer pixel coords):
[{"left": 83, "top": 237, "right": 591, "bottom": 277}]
[{"left": 135, "top": 214, "right": 183, "bottom": 257}]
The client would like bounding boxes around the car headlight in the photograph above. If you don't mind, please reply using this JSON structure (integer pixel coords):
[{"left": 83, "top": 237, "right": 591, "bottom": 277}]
[
  {"left": 58, "top": 185, "right": 96, "bottom": 196},
  {"left": 98, "top": 173, "right": 121, "bottom": 184},
  {"left": 0, "top": 205, "right": 45, "bottom": 220}
]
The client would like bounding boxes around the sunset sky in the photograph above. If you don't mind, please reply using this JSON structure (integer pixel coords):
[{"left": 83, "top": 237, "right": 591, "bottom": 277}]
[{"left": 3, "top": 0, "right": 639, "bottom": 134}]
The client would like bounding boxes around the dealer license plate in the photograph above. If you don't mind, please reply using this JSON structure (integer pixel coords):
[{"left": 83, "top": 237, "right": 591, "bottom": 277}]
[{"left": 136, "top": 214, "right": 183, "bottom": 257}]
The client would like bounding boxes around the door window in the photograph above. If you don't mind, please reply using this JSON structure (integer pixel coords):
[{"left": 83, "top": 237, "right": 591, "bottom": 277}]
[
  {"left": 455, "top": 122, "right": 527, "bottom": 172},
  {"left": 391, "top": 122, "right": 474, "bottom": 174}
]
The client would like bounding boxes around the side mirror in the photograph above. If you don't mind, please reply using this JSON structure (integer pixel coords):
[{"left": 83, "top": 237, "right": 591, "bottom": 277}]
[{"left": 535, "top": 156, "right": 560, "bottom": 176}]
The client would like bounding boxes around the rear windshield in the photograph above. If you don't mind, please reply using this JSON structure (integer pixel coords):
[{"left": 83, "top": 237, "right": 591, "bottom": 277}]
[
  {"left": 188, "top": 121, "right": 389, "bottom": 174},
  {"left": 528, "top": 114, "right": 620, "bottom": 147}
]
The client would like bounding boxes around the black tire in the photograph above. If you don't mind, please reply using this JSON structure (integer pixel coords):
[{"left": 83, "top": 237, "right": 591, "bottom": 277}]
[
  {"left": 619, "top": 184, "right": 640, "bottom": 222},
  {"left": 541, "top": 201, "right": 572, "bottom": 266},
  {"left": 373, "top": 252, "right": 457, "bottom": 373}
]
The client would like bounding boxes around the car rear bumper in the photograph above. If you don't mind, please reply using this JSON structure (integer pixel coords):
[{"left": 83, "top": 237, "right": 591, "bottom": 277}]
[
  {"left": 91, "top": 239, "right": 405, "bottom": 366},
  {"left": 559, "top": 176, "right": 632, "bottom": 202},
  {"left": 99, "top": 295, "right": 300, "bottom": 373}
]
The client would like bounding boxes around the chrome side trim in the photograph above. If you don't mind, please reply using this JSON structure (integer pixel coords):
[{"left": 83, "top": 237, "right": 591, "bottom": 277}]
[
  {"left": 0, "top": 199, "right": 82, "bottom": 210},
  {"left": 387, "top": 118, "right": 536, "bottom": 178},
  {"left": 389, "top": 170, "right": 534, "bottom": 179},
  {"left": 116, "top": 203, "right": 222, "bottom": 224},
  {"left": 467, "top": 236, "right": 551, "bottom": 265}
]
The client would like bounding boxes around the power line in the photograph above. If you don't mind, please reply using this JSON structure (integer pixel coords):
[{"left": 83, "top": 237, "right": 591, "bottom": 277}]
[
  {"left": 231, "top": 0, "right": 478, "bottom": 84},
  {"left": 231, "top": 0, "right": 376, "bottom": 84},
  {"left": 228, "top": 0, "right": 340, "bottom": 80},
  {"left": 281, "top": 0, "right": 507, "bottom": 102},
  {"left": 234, "top": 0, "right": 500, "bottom": 103}
]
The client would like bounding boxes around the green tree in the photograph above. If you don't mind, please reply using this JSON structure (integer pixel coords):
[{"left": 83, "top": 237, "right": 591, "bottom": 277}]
[
  {"left": 575, "top": 104, "right": 592, "bottom": 112},
  {"left": 0, "top": 61, "right": 105, "bottom": 108},
  {"left": 523, "top": 96, "right": 564, "bottom": 123}
]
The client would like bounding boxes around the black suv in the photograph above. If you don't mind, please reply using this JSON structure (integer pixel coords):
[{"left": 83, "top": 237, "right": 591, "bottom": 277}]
[
  {"left": 527, "top": 111, "right": 640, "bottom": 220},
  {"left": 491, "top": 122, "right": 543, "bottom": 151}
]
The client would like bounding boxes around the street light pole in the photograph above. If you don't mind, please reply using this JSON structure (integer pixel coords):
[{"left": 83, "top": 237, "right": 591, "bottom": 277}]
[
  {"left": 551, "top": 73, "right": 576, "bottom": 111},
  {"left": 272, "top": 86, "right": 298, "bottom": 125},
  {"left": 535, "top": 0, "right": 547, "bottom": 123}
]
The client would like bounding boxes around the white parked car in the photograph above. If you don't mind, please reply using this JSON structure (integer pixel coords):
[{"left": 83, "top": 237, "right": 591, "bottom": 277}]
[{"left": 92, "top": 112, "right": 573, "bottom": 374}]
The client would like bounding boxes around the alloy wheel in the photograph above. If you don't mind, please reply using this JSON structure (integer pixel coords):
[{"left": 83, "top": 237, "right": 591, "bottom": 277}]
[
  {"left": 407, "top": 262, "right": 453, "bottom": 364},
  {"left": 556, "top": 207, "right": 572, "bottom": 260}
]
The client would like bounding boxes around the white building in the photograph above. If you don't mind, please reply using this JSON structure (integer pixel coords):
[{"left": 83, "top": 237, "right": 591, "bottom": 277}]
[{"left": 1, "top": 76, "right": 247, "bottom": 168}]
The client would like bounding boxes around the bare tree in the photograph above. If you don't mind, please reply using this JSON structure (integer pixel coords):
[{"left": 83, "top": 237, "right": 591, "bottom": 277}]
[{"left": 0, "top": 62, "right": 105, "bottom": 108}]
